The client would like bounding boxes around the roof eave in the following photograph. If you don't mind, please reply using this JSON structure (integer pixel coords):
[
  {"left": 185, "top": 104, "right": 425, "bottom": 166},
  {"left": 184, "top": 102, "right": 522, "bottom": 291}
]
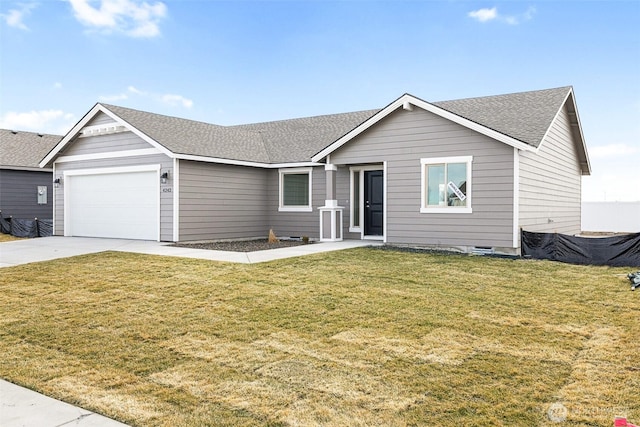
[
  {"left": 174, "top": 153, "right": 322, "bottom": 169},
  {"left": 567, "top": 90, "right": 592, "bottom": 175},
  {"left": 39, "top": 103, "right": 176, "bottom": 168},
  {"left": 535, "top": 87, "right": 591, "bottom": 176},
  {"left": 311, "top": 94, "right": 536, "bottom": 163},
  {"left": 1, "top": 165, "right": 53, "bottom": 172}
]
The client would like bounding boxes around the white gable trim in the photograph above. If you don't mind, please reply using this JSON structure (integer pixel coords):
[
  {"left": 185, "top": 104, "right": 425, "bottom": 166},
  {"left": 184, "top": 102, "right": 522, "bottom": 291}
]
[
  {"left": 54, "top": 148, "right": 162, "bottom": 164},
  {"left": 173, "top": 158, "right": 180, "bottom": 242},
  {"left": 39, "top": 103, "right": 175, "bottom": 168},
  {"left": 513, "top": 147, "right": 520, "bottom": 249},
  {"left": 311, "top": 94, "right": 536, "bottom": 163},
  {"left": 174, "top": 153, "right": 321, "bottom": 169},
  {"left": 535, "top": 88, "right": 591, "bottom": 175}
]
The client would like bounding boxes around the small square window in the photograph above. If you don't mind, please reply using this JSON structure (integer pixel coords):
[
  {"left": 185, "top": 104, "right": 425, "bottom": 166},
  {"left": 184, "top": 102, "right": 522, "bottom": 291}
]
[
  {"left": 421, "top": 156, "right": 472, "bottom": 214},
  {"left": 279, "top": 168, "right": 313, "bottom": 212}
]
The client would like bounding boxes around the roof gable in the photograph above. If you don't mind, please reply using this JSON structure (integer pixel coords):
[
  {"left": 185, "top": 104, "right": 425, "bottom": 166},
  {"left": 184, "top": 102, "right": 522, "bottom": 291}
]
[
  {"left": 312, "top": 87, "right": 589, "bottom": 169},
  {"left": 40, "top": 87, "right": 589, "bottom": 172}
]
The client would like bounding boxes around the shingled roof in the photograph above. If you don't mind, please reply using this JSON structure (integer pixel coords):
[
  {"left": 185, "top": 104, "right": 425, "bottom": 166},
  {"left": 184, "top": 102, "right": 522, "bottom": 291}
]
[
  {"left": 1, "top": 129, "right": 61, "bottom": 170},
  {"left": 101, "top": 104, "right": 379, "bottom": 164},
  {"left": 44, "top": 86, "right": 580, "bottom": 168},
  {"left": 432, "top": 86, "right": 572, "bottom": 148}
]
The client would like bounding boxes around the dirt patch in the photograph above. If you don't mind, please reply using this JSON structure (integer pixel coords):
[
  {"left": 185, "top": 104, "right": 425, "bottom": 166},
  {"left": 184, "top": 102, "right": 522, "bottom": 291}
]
[{"left": 172, "top": 238, "right": 311, "bottom": 252}]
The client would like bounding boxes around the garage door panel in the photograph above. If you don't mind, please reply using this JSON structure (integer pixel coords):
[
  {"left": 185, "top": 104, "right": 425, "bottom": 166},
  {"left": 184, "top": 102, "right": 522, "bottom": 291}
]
[{"left": 67, "top": 170, "right": 159, "bottom": 240}]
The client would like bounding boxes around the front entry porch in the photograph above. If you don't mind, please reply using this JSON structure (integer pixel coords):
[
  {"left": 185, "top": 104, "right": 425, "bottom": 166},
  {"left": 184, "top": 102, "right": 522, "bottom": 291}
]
[{"left": 318, "top": 163, "right": 385, "bottom": 242}]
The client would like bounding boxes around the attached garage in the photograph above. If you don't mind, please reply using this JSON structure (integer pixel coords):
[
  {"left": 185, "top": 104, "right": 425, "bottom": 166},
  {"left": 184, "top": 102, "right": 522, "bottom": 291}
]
[{"left": 64, "top": 165, "right": 160, "bottom": 240}]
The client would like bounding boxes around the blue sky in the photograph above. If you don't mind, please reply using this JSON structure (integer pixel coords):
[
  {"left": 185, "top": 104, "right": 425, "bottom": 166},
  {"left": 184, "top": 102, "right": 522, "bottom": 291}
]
[{"left": 1, "top": 0, "right": 638, "bottom": 201}]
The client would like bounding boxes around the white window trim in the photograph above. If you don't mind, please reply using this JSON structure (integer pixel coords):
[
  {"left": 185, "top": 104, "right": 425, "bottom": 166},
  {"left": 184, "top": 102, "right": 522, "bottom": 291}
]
[
  {"left": 278, "top": 167, "right": 313, "bottom": 212},
  {"left": 420, "top": 156, "right": 473, "bottom": 214},
  {"left": 348, "top": 165, "right": 386, "bottom": 241},
  {"left": 349, "top": 167, "right": 362, "bottom": 232}
]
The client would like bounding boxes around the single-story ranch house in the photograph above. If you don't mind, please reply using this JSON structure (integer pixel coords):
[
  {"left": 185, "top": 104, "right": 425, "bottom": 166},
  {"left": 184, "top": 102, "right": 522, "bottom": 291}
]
[
  {"left": 1, "top": 129, "right": 61, "bottom": 219},
  {"left": 40, "top": 86, "right": 590, "bottom": 254}
]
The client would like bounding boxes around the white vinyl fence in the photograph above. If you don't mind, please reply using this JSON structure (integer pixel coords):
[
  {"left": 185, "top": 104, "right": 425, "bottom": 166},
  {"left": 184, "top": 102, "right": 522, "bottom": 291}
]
[{"left": 582, "top": 201, "right": 640, "bottom": 233}]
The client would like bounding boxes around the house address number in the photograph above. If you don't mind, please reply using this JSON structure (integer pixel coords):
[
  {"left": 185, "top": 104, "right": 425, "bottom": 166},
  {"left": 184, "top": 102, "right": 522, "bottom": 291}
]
[{"left": 162, "top": 187, "right": 172, "bottom": 193}]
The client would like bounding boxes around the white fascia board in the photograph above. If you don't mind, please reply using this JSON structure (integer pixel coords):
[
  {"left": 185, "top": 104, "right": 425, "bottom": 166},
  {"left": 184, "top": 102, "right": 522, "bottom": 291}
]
[
  {"left": 410, "top": 97, "right": 536, "bottom": 152},
  {"left": 39, "top": 103, "right": 104, "bottom": 168},
  {"left": 311, "top": 94, "right": 536, "bottom": 163},
  {"left": 63, "top": 164, "right": 160, "bottom": 177},
  {"left": 172, "top": 158, "right": 180, "bottom": 242},
  {"left": 39, "top": 103, "right": 175, "bottom": 168},
  {"left": 535, "top": 88, "right": 591, "bottom": 176},
  {"left": 174, "top": 153, "right": 321, "bottom": 169},
  {"left": 512, "top": 147, "right": 520, "bottom": 249},
  {"left": 95, "top": 105, "right": 175, "bottom": 159},
  {"left": 568, "top": 90, "right": 591, "bottom": 175},
  {"left": 312, "top": 96, "right": 407, "bottom": 162},
  {"left": 54, "top": 148, "right": 162, "bottom": 164}
]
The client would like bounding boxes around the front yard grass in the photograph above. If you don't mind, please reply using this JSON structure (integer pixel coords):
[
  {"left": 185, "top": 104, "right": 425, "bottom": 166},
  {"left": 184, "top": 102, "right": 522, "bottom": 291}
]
[
  {"left": 0, "top": 248, "right": 638, "bottom": 426},
  {"left": 0, "top": 233, "right": 23, "bottom": 243}
]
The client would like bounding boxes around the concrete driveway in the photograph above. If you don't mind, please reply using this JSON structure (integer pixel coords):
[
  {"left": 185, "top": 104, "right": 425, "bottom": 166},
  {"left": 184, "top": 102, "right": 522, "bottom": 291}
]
[
  {"left": 0, "top": 236, "right": 379, "bottom": 268},
  {"left": 0, "top": 236, "right": 170, "bottom": 268}
]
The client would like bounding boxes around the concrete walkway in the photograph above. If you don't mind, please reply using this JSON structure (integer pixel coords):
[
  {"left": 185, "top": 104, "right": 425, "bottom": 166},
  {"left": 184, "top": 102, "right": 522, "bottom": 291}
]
[
  {"left": 0, "top": 236, "right": 380, "bottom": 425},
  {"left": 0, "top": 236, "right": 379, "bottom": 268},
  {"left": 0, "top": 379, "right": 129, "bottom": 427}
]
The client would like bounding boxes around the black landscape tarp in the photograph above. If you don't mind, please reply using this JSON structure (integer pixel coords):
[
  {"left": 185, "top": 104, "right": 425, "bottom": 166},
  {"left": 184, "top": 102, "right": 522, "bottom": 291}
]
[
  {"left": 521, "top": 230, "right": 640, "bottom": 267},
  {"left": 0, "top": 213, "right": 53, "bottom": 238}
]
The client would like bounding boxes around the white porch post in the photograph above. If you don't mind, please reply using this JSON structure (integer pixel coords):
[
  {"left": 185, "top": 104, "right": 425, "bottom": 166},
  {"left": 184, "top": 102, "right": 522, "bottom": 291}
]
[{"left": 319, "top": 163, "right": 344, "bottom": 242}]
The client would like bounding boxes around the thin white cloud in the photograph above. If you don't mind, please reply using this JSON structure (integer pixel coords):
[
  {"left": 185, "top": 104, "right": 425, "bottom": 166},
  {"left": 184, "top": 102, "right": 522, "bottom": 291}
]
[
  {"left": 99, "top": 85, "right": 193, "bottom": 109},
  {"left": 589, "top": 143, "right": 639, "bottom": 159},
  {"left": 0, "top": 110, "right": 76, "bottom": 135},
  {"left": 162, "top": 94, "right": 193, "bottom": 109},
  {"left": 1, "top": 3, "right": 37, "bottom": 31},
  {"left": 67, "top": 0, "right": 167, "bottom": 38},
  {"left": 468, "top": 7, "right": 497, "bottom": 23},
  {"left": 53, "top": 82, "right": 63, "bottom": 89},
  {"left": 127, "top": 85, "right": 146, "bottom": 95},
  {"left": 99, "top": 86, "right": 148, "bottom": 101},
  {"left": 468, "top": 6, "right": 536, "bottom": 25}
]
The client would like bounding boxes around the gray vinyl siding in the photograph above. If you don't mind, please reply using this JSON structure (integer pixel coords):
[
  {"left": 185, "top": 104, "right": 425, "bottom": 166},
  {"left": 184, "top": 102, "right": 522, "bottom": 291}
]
[
  {"left": 87, "top": 112, "right": 117, "bottom": 126},
  {"left": 519, "top": 104, "right": 582, "bottom": 235},
  {"left": 265, "top": 167, "right": 325, "bottom": 239},
  {"left": 331, "top": 108, "right": 515, "bottom": 248},
  {"left": 61, "top": 132, "right": 153, "bottom": 156},
  {"left": 178, "top": 160, "right": 269, "bottom": 241},
  {"left": 52, "top": 131, "right": 173, "bottom": 241},
  {"left": 0, "top": 169, "right": 53, "bottom": 219}
]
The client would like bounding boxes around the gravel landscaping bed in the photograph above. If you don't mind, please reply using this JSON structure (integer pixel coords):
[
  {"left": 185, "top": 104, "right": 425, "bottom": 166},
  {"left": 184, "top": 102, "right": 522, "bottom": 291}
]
[{"left": 172, "top": 239, "right": 311, "bottom": 252}]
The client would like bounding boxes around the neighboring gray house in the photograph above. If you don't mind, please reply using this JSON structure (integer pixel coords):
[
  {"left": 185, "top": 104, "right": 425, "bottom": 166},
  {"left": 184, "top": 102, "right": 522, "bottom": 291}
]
[
  {"left": 1, "top": 129, "right": 61, "bottom": 219},
  {"left": 40, "top": 86, "right": 591, "bottom": 254}
]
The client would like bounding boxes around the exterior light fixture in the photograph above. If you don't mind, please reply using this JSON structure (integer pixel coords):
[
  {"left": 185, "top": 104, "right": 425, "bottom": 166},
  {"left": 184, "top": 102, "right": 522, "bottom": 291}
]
[
  {"left": 161, "top": 171, "right": 169, "bottom": 184},
  {"left": 53, "top": 178, "right": 61, "bottom": 188}
]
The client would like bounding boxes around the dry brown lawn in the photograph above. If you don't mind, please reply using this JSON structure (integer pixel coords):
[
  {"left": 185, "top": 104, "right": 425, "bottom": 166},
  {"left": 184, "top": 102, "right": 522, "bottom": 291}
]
[
  {"left": 0, "top": 233, "right": 23, "bottom": 243},
  {"left": 0, "top": 248, "right": 638, "bottom": 426}
]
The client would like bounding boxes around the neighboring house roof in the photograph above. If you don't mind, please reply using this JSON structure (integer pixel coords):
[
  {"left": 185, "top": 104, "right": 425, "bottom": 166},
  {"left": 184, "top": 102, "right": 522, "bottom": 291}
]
[
  {"left": 40, "top": 87, "right": 590, "bottom": 174},
  {"left": 1, "top": 129, "right": 61, "bottom": 171}
]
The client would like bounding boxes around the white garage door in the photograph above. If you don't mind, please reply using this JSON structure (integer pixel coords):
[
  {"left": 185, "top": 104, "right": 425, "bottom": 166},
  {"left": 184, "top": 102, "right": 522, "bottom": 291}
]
[{"left": 66, "top": 168, "right": 159, "bottom": 240}]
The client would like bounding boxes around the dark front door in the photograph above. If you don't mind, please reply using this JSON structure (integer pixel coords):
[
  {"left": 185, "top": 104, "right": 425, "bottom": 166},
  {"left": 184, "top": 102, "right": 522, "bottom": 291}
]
[{"left": 364, "top": 170, "right": 384, "bottom": 236}]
